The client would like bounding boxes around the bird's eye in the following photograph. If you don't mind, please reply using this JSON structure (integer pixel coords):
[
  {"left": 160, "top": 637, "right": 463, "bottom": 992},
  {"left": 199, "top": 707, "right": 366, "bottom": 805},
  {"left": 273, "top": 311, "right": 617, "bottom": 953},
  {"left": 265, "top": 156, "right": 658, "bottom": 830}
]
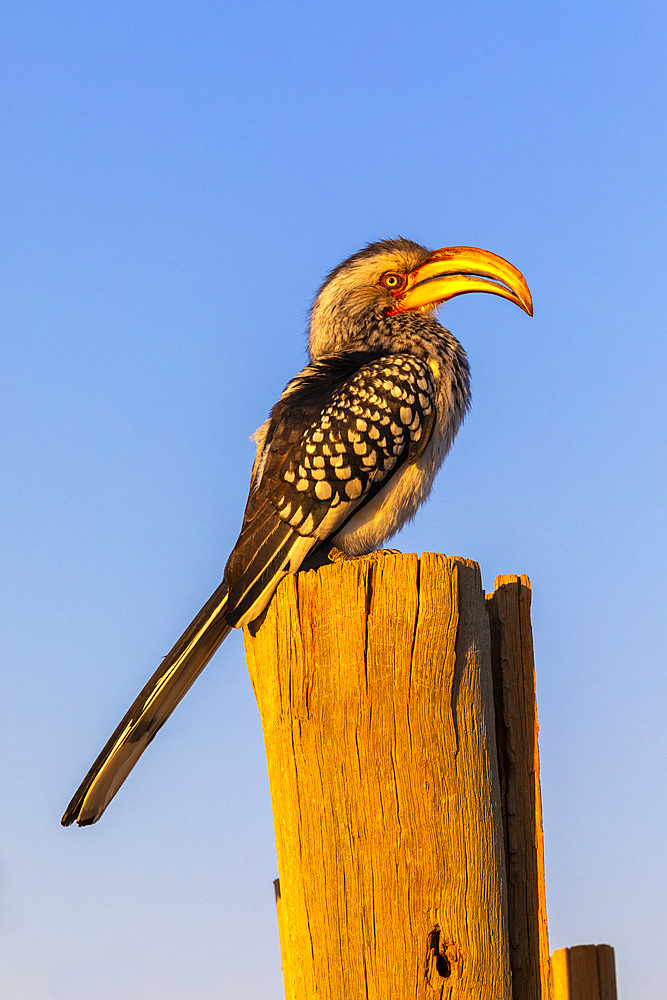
[{"left": 380, "top": 272, "right": 405, "bottom": 291}]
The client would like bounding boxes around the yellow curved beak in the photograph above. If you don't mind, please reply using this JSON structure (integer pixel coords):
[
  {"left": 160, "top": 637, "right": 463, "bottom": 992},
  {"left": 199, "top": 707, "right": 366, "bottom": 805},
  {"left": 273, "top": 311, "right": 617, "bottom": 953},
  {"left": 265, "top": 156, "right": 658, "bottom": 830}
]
[{"left": 393, "top": 246, "right": 533, "bottom": 317}]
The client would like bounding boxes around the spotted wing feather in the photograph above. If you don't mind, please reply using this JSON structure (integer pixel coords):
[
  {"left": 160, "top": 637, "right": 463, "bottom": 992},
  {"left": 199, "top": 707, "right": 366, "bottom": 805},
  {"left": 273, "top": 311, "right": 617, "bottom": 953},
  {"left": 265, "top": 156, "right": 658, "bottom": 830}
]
[{"left": 224, "top": 352, "right": 436, "bottom": 625}]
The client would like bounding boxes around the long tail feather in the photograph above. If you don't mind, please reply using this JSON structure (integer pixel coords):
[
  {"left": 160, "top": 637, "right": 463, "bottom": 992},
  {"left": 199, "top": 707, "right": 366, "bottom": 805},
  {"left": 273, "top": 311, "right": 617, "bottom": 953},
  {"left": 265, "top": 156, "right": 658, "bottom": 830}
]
[{"left": 61, "top": 581, "right": 231, "bottom": 827}]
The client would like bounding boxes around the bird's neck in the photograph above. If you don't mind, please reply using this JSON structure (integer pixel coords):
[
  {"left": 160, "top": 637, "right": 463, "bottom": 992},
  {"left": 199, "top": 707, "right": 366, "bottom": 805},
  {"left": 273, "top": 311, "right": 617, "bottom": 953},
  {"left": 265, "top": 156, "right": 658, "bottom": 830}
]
[
  {"left": 308, "top": 307, "right": 471, "bottom": 422},
  {"left": 308, "top": 307, "right": 461, "bottom": 367}
]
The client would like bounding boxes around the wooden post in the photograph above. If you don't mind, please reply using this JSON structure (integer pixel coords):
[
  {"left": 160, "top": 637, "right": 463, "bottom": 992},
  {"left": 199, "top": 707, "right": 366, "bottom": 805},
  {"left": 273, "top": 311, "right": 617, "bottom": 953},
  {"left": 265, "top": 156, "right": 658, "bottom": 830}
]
[
  {"left": 551, "top": 945, "right": 618, "bottom": 1000},
  {"left": 486, "top": 575, "right": 551, "bottom": 999},
  {"left": 244, "top": 552, "right": 511, "bottom": 999}
]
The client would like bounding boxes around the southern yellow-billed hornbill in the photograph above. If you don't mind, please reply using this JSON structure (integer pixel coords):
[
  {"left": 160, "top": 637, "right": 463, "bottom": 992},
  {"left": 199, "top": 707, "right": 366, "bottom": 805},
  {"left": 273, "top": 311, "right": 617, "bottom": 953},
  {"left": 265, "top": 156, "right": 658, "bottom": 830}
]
[{"left": 62, "top": 238, "right": 532, "bottom": 826}]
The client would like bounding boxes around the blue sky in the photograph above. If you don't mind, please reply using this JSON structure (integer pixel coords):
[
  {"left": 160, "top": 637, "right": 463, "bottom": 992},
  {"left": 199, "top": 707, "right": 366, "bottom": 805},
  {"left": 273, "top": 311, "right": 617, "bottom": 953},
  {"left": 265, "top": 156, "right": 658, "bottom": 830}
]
[{"left": 2, "top": 2, "right": 665, "bottom": 997}]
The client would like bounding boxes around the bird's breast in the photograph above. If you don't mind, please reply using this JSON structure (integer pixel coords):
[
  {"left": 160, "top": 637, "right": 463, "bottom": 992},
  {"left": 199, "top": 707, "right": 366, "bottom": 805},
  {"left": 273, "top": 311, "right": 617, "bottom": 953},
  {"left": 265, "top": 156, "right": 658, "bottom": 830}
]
[{"left": 331, "top": 385, "right": 465, "bottom": 556}]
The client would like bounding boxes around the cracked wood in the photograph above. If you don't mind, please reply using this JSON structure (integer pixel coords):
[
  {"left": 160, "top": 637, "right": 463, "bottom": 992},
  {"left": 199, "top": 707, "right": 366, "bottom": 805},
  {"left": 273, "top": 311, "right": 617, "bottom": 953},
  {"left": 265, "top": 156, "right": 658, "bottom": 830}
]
[{"left": 244, "top": 552, "right": 512, "bottom": 999}]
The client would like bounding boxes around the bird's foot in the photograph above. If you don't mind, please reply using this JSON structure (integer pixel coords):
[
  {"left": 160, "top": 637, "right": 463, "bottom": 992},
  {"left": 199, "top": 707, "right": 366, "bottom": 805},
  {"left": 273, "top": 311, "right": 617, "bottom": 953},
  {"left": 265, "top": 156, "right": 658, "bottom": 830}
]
[
  {"left": 326, "top": 545, "right": 349, "bottom": 563},
  {"left": 364, "top": 547, "right": 402, "bottom": 561},
  {"left": 300, "top": 545, "right": 403, "bottom": 572},
  {"left": 328, "top": 545, "right": 402, "bottom": 563}
]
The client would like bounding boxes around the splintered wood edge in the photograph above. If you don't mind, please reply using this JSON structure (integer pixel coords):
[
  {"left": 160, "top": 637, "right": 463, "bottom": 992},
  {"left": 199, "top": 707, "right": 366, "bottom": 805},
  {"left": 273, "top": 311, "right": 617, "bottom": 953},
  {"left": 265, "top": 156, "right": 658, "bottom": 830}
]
[{"left": 490, "top": 572, "right": 532, "bottom": 595}]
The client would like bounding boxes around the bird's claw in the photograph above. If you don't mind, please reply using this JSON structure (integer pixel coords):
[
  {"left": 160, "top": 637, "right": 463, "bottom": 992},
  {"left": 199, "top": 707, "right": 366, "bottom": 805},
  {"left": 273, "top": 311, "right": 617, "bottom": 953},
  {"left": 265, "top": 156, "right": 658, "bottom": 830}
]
[
  {"left": 327, "top": 545, "right": 402, "bottom": 563},
  {"left": 326, "top": 545, "right": 349, "bottom": 563}
]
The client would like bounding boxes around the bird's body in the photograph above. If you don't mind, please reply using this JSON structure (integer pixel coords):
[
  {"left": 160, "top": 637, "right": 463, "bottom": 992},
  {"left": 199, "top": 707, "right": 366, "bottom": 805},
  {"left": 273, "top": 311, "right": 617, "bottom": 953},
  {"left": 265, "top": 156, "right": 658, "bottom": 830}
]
[{"left": 62, "top": 237, "right": 532, "bottom": 827}]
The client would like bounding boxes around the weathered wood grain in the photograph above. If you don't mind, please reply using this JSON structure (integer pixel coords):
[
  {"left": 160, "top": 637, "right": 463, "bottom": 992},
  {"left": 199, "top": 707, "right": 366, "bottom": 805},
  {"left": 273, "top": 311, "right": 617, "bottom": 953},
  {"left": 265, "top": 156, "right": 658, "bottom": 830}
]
[
  {"left": 550, "top": 948, "right": 570, "bottom": 999},
  {"left": 596, "top": 944, "right": 618, "bottom": 1000},
  {"left": 486, "top": 574, "right": 551, "bottom": 999},
  {"left": 244, "top": 552, "right": 511, "bottom": 999},
  {"left": 550, "top": 944, "right": 618, "bottom": 1000}
]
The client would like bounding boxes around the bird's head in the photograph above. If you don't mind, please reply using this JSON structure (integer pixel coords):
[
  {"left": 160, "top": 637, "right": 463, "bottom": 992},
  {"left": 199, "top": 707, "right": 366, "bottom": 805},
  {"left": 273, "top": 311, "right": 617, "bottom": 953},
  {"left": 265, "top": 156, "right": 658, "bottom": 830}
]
[{"left": 308, "top": 237, "right": 532, "bottom": 358}]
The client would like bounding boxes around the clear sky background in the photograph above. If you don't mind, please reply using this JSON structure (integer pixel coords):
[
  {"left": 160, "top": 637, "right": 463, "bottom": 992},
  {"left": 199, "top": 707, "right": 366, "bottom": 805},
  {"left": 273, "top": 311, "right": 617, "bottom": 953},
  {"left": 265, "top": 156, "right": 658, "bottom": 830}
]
[{"left": 2, "top": 2, "right": 665, "bottom": 997}]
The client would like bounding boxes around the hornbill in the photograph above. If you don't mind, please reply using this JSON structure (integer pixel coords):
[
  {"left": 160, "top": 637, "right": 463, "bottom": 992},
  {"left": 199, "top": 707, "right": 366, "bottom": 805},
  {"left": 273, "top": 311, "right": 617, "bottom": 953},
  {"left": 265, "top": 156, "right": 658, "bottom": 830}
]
[{"left": 62, "top": 238, "right": 532, "bottom": 827}]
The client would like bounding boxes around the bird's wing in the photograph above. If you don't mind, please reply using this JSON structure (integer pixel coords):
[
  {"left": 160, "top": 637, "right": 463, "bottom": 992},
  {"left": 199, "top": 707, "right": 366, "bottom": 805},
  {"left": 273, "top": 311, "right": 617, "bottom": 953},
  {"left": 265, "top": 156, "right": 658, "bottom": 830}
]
[
  {"left": 62, "top": 351, "right": 436, "bottom": 826},
  {"left": 61, "top": 580, "right": 231, "bottom": 826},
  {"left": 224, "top": 351, "right": 437, "bottom": 626}
]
